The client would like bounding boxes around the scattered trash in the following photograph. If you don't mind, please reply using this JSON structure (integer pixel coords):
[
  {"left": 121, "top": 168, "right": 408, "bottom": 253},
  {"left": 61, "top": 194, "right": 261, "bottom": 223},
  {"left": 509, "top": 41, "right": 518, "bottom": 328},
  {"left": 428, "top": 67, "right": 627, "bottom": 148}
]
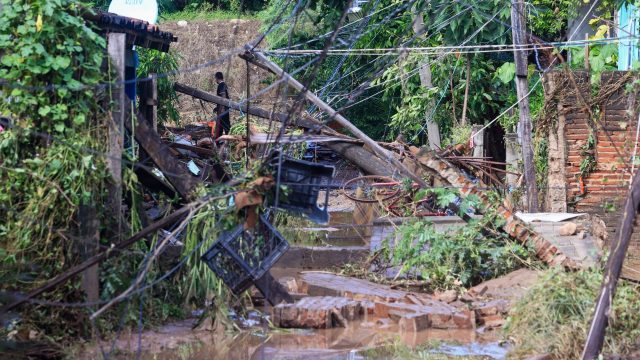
[{"left": 187, "top": 160, "right": 201, "bottom": 176}]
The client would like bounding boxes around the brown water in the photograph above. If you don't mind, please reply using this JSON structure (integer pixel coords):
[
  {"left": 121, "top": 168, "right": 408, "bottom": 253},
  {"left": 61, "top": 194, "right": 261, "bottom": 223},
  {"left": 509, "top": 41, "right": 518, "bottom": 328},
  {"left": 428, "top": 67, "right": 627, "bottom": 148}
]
[
  {"left": 96, "top": 317, "right": 507, "bottom": 360},
  {"left": 277, "top": 211, "right": 371, "bottom": 247}
]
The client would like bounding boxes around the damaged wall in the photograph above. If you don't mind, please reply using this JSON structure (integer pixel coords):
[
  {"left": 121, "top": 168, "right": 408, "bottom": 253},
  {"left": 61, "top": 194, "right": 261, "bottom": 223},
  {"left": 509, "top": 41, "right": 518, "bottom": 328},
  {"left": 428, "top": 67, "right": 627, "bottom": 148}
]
[{"left": 545, "top": 70, "right": 640, "bottom": 280}]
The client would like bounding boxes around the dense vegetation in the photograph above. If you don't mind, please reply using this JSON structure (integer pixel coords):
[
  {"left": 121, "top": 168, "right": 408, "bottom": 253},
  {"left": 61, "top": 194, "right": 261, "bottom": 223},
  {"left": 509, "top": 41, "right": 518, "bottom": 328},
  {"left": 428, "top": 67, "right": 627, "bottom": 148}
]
[
  {"left": 506, "top": 267, "right": 640, "bottom": 358},
  {"left": 2, "top": 0, "right": 639, "bottom": 356}
]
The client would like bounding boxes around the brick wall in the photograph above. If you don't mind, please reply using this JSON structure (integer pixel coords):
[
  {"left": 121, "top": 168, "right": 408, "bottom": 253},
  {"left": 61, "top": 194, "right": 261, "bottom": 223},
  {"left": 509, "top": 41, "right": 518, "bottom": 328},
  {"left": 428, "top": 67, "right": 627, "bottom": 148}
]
[
  {"left": 561, "top": 72, "right": 634, "bottom": 213},
  {"left": 547, "top": 70, "right": 640, "bottom": 280}
]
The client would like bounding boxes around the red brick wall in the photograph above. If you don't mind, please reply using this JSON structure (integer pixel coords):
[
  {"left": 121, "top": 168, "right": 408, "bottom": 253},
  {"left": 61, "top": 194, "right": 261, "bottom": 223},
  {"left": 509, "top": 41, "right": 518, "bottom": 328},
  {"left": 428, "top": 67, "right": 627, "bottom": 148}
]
[
  {"left": 562, "top": 72, "right": 636, "bottom": 214},
  {"left": 556, "top": 70, "right": 640, "bottom": 280}
]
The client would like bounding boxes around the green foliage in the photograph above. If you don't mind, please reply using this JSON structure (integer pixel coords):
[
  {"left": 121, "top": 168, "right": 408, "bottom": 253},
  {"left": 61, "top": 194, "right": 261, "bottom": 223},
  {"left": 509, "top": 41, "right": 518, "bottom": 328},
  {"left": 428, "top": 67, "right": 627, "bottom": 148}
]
[
  {"left": 136, "top": 48, "right": 180, "bottom": 124},
  {"left": 527, "top": 0, "right": 580, "bottom": 41},
  {"left": 495, "top": 62, "right": 515, "bottom": 85},
  {"left": 579, "top": 131, "right": 597, "bottom": 179},
  {"left": 381, "top": 190, "right": 531, "bottom": 290},
  {"left": 506, "top": 267, "right": 640, "bottom": 359},
  {"left": 0, "top": 0, "right": 105, "bottom": 135},
  {"left": 0, "top": 0, "right": 113, "bottom": 340},
  {"left": 428, "top": 0, "right": 511, "bottom": 46}
]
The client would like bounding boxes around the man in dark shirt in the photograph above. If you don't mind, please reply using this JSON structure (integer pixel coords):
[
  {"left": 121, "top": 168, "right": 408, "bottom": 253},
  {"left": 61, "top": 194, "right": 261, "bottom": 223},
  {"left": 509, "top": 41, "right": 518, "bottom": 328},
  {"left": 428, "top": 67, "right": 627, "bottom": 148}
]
[{"left": 214, "top": 72, "right": 231, "bottom": 139}]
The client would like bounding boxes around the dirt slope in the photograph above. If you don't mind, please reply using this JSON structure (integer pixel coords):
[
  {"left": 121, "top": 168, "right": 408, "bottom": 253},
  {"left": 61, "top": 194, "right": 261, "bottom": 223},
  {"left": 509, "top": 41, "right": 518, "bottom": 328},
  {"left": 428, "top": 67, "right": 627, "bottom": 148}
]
[{"left": 162, "top": 19, "right": 276, "bottom": 124}]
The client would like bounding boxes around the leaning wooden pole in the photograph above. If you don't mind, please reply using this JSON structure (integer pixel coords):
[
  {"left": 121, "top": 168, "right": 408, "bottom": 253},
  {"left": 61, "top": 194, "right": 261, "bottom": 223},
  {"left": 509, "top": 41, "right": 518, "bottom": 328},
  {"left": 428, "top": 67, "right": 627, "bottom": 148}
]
[
  {"left": 245, "top": 47, "right": 428, "bottom": 187},
  {"left": 582, "top": 169, "right": 640, "bottom": 359},
  {"left": 510, "top": 0, "right": 539, "bottom": 212},
  {"left": 174, "top": 82, "right": 321, "bottom": 130}
]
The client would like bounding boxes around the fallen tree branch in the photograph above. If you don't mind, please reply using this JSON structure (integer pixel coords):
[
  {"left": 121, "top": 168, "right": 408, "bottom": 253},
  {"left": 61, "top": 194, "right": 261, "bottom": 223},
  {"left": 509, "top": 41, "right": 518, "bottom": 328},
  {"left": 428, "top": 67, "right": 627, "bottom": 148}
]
[
  {"left": 0, "top": 206, "right": 193, "bottom": 315},
  {"left": 90, "top": 204, "right": 202, "bottom": 320}
]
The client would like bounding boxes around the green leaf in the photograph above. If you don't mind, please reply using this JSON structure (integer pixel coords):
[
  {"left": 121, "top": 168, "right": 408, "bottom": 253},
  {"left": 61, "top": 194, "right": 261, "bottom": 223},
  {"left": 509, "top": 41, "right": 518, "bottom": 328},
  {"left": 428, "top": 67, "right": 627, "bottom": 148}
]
[
  {"left": 38, "top": 105, "right": 51, "bottom": 116},
  {"left": 54, "top": 123, "right": 65, "bottom": 133},
  {"left": 54, "top": 56, "right": 71, "bottom": 69},
  {"left": 495, "top": 62, "right": 515, "bottom": 84},
  {"left": 73, "top": 114, "right": 85, "bottom": 125}
]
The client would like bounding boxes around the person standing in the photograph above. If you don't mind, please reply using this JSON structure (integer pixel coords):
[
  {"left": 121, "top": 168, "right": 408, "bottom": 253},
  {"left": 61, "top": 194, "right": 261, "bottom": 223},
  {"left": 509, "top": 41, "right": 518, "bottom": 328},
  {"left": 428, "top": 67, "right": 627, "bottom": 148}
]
[{"left": 214, "top": 72, "right": 231, "bottom": 139}]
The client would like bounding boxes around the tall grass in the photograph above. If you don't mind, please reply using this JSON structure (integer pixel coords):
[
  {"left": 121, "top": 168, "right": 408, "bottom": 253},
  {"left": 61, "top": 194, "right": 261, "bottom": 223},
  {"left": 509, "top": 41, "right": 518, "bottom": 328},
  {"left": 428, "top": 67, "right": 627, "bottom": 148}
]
[
  {"left": 161, "top": 9, "right": 256, "bottom": 22},
  {"left": 505, "top": 267, "right": 640, "bottom": 359}
]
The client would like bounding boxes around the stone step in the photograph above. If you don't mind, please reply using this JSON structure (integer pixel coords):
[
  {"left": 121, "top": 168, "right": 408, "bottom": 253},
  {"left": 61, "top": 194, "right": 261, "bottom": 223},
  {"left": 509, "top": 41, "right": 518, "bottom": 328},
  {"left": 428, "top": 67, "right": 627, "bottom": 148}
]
[
  {"left": 272, "top": 296, "right": 364, "bottom": 329},
  {"left": 299, "top": 271, "right": 408, "bottom": 303}
]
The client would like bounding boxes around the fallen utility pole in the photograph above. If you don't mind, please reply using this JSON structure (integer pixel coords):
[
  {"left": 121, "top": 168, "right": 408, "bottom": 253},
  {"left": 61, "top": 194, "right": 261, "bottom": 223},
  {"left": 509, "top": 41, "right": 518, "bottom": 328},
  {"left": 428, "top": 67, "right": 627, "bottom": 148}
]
[
  {"left": 244, "top": 47, "right": 428, "bottom": 188},
  {"left": 175, "top": 82, "right": 397, "bottom": 177},
  {"left": 174, "top": 82, "right": 321, "bottom": 130},
  {"left": 510, "top": 0, "right": 539, "bottom": 212},
  {"left": 0, "top": 206, "right": 192, "bottom": 315},
  {"left": 582, "top": 169, "right": 640, "bottom": 359}
]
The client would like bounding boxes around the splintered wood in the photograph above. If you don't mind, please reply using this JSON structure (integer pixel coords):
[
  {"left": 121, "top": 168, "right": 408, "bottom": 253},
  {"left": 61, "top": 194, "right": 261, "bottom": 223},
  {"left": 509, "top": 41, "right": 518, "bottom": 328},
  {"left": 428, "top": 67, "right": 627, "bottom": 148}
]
[{"left": 272, "top": 296, "right": 364, "bottom": 329}]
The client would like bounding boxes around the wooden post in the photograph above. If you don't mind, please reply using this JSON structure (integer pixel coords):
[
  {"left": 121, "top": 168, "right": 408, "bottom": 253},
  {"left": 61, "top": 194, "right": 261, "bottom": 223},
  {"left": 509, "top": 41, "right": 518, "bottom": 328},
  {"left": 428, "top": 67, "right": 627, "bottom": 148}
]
[
  {"left": 79, "top": 203, "right": 99, "bottom": 302},
  {"left": 411, "top": 8, "right": 441, "bottom": 149},
  {"left": 585, "top": 33, "right": 590, "bottom": 72},
  {"left": 107, "top": 33, "right": 126, "bottom": 235},
  {"left": 150, "top": 73, "right": 158, "bottom": 133},
  {"left": 246, "top": 47, "right": 428, "bottom": 187},
  {"left": 510, "top": 0, "right": 539, "bottom": 212},
  {"left": 582, "top": 169, "right": 640, "bottom": 359},
  {"left": 472, "top": 124, "right": 484, "bottom": 159},
  {"left": 174, "top": 82, "right": 321, "bottom": 130},
  {"left": 245, "top": 61, "right": 250, "bottom": 168},
  {"left": 140, "top": 73, "right": 158, "bottom": 132}
]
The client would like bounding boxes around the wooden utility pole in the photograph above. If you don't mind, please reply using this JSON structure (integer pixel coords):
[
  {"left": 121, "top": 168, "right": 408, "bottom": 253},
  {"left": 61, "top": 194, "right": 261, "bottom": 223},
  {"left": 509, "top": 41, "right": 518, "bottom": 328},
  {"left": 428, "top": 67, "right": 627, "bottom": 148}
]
[
  {"left": 107, "top": 33, "right": 126, "bottom": 235},
  {"left": 411, "top": 9, "right": 440, "bottom": 149},
  {"left": 510, "top": 0, "right": 539, "bottom": 212},
  {"left": 582, "top": 169, "right": 640, "bottom": 359},
  {"left": 246, "top": 47, "right": 428, "bottom": 188}
]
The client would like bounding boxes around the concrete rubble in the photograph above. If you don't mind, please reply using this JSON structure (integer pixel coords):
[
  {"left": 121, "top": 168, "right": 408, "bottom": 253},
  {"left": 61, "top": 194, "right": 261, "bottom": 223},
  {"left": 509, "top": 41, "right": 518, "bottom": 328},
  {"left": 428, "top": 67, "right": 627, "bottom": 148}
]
[{"left": 270, "top": 271, "right": 540, "bottom": 332}]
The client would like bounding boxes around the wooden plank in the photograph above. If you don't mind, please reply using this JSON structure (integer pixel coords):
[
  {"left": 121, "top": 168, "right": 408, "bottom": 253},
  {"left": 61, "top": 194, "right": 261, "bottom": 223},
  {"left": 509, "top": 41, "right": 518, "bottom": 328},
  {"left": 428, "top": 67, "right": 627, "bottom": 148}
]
[
  {"left": 107, "top": 33, "right": 126, "bottom": 235},
  {"left": 168, "top": 142, "right": 216, "bottom": 157},
  {"left": 125, "top": 111, "right": 200, "bottom": 199},
  {"left": 78, "top": 204, "right": 99, "bottom": 302}
]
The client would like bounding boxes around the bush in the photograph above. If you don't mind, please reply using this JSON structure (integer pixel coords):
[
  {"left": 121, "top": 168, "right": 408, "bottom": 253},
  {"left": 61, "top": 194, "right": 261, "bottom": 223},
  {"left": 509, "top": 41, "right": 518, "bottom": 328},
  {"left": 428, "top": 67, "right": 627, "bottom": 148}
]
[{"left": 381, "top": 203, "right": 533, "bottom": 290}]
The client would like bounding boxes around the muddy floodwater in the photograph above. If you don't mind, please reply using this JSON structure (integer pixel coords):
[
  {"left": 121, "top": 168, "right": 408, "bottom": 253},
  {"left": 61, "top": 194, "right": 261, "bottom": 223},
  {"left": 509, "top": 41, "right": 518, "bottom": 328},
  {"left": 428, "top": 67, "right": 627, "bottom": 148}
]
[{"left": 94, "top": 317, "right": 508, "bottom": 359}]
